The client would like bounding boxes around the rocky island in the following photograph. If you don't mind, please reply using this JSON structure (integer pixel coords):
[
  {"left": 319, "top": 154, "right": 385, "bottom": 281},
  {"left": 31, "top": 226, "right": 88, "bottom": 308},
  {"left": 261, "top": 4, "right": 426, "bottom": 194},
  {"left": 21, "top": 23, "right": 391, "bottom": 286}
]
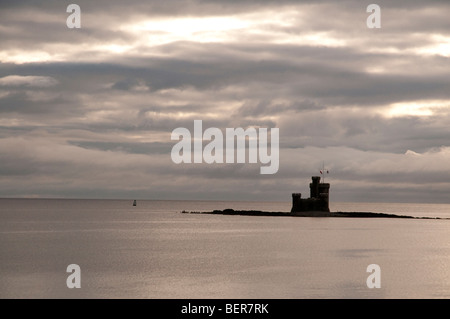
[{"left": 182, "top": 176, "right": 447, "bottom": 219}]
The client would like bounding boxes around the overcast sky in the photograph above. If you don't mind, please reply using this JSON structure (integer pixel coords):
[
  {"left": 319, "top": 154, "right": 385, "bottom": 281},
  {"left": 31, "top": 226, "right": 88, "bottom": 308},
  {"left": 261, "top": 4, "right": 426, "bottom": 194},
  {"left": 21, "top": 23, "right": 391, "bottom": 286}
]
[{"left": 1, "top": 0, "right": 450, "bottom": 203}]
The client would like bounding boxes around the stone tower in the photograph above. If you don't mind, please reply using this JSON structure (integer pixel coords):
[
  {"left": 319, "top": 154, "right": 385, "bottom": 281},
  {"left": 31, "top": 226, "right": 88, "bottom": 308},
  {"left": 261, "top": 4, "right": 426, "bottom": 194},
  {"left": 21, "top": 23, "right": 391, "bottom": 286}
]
[{"left": 291, "top": 176, "right": 330, "bottom": 213}]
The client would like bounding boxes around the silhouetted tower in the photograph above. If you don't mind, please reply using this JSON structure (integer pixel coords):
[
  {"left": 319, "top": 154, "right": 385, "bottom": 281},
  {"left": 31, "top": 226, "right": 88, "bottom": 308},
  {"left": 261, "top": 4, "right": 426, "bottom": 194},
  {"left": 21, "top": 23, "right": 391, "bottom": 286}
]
[
  {"left": 291, "top": 176, "right": 330, "bottom": 213},
  {"left": 291, "top": 193, "right": 302, "bottom": 212},
  {"left": 310, "top": 176, "right": 321, "bottom": 198},
  {"left": 318, "top": 178, "right": 330, "bottom": 212}
]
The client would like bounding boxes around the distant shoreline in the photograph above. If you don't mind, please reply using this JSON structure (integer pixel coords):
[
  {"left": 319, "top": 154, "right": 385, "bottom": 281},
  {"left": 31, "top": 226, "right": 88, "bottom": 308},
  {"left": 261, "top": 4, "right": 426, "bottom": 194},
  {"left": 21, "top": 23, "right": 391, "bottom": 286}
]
[{"left": 182, "top": 209, "right": 447, "bottom": 219}]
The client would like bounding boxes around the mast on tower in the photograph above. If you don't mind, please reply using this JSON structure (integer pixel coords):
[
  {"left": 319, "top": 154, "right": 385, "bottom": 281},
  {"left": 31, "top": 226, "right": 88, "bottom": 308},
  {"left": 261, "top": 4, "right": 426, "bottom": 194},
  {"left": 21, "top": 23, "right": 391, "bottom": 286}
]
[{"left": 319, "top": 161, "right": 329, "bottom": 183}]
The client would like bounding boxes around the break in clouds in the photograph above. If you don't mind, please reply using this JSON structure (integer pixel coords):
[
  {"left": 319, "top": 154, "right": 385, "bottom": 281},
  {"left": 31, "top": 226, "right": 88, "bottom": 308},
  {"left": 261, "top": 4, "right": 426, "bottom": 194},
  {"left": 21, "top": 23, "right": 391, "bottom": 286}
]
[{"left": 1, "top": 0, "right": 450, "bottom": 203}]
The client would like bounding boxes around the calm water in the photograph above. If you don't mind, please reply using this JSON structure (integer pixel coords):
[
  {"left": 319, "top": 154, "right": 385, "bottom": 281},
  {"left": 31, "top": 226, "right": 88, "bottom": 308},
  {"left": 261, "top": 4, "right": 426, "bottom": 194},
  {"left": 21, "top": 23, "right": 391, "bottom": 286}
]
[{"left": 1, "top": 198, "right": 449, "bottom": 299}]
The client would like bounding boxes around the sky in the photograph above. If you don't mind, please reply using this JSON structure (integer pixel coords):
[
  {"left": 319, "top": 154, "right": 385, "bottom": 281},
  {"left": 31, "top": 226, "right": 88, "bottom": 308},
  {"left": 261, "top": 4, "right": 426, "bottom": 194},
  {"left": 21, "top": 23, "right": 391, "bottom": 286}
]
[{"left": 1, "top": 0, "right": 450, "bottom": 203}]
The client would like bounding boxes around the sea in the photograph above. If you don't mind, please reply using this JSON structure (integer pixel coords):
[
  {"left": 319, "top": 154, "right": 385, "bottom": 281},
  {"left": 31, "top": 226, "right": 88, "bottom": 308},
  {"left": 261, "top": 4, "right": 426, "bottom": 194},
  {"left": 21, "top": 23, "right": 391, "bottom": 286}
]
[{"left": 1, "top": 198, "right": 449, "bottom": 299}]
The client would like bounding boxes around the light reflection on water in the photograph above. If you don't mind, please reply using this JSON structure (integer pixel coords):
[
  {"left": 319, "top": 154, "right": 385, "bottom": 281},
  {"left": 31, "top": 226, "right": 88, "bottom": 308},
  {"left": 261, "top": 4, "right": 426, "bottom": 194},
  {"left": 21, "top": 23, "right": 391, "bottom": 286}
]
[{"left": 0, "top": 198, "right": 449, "bottom": 298}]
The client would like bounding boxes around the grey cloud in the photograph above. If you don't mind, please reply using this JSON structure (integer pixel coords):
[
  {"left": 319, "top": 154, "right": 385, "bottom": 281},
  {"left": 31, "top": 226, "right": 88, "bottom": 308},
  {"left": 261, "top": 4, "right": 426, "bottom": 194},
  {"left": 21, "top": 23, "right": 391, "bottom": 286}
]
[
  {"left": 0, "top": 75, "right": 58, "bottom": 87},
  {"left": 236, "top": 99, "right": 325, "bottom": 117},
  {"left": 68, "top": 140, "right": 173, "bottom": 155},
  {"left": 0, "top": 90, "right": 80, "bottom": 116},
  {"left": 280, "top": 110, "right": 450, "bottom": 154}
]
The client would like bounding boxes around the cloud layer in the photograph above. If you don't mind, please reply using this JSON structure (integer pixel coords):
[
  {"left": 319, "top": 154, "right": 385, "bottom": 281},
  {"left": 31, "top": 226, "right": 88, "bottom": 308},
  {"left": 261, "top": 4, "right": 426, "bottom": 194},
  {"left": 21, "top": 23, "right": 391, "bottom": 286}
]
[{"left": 1, "top": 0, "right": 450, "bottom": 203}]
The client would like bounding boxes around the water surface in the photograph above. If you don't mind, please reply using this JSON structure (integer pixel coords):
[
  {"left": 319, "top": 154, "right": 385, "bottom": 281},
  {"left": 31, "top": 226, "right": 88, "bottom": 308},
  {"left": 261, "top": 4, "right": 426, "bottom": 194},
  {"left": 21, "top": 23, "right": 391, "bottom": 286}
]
[{"left": 1, "top": 199, "right": 449, "bottom": 298}]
